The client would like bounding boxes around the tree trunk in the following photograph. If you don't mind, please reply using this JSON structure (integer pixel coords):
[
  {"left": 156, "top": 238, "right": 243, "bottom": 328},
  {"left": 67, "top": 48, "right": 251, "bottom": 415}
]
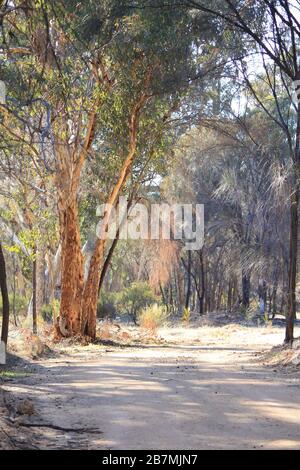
[
  {"left": 285, "top": 188, "right": 298, "bottom": 342},
  {"left": 258, "top": 279, "right": 267, "bottom": 317},
  {"left": 12, "top": 253, "right": 18, "bottom": 327},
  {"left": 199, "top": 249, "right": 205, "bottom": 314},
  {"left": 58, "top": 202, "right": 84, "bottom": 337},
  {"left": 242, "top": 272, "right": 250, "bottom": 309},
  {"left": 232, "top": 277, "right": 239, "bottom": 309},
  {"left": 227, "top": 280, "right": 232, "bottom": 312},
  {"left": 271, "top": 285, "right": 277, "bottom": 319},
  {"left": 185, "top": 251, "right": 192, "bottom": 310},
  {"left": 177, "top": 267, "right": 185, "bottom": 314},
  {"left": 36, "top": 243, "right": 46, "bottom": 319},
  {"left": 0, "top": 243, "right": 10, "bottom": 346},
  {"left": 32, "top": 256, "right": 37, "bottom": 335},
  {"left": 55, "top": 110, "right": 96, "bottom": 338},
  {"left": 81, "top": 96, "right": 147, "bottom": 338},
  {"left": 98, "top": 224, "right": 122, "bottom": 296},
  {"left": 81, "top": 239, "right": 105, "bottom": 338}
]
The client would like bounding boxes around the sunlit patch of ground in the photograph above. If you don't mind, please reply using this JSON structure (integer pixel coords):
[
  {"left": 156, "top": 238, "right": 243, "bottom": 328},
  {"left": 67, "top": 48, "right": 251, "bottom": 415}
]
[{"left": 1, "top": 315, "right": 299, "bottom": 450}]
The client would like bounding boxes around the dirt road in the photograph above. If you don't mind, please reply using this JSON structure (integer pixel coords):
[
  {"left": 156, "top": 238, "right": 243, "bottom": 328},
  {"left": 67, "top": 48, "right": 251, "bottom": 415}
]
[{"left": 2, "top": 325, "right": 300, "bottom": 450}]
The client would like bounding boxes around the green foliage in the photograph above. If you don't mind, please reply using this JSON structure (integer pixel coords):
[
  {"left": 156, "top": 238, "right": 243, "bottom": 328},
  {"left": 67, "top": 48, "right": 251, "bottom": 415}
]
[
  {"left": 41, "top": 300, "right": 60, "bottom": 323},
  {"left": 40, "top": 304, "right": 53, "bottom": 323},
  {"left": 97, "top": 292, "right": 118, "bottom": 320},
  {"left": 0, "top": 294, "right": 28, "bottom": 316},
  {"left": 116, "top": 282, "right": 157, "bottom": 321}
]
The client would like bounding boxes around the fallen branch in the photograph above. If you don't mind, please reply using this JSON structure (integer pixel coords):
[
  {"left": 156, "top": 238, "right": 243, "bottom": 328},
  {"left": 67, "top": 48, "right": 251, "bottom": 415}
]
[{"left": 18, "top": 422, "right": 102, "bottom": 434}]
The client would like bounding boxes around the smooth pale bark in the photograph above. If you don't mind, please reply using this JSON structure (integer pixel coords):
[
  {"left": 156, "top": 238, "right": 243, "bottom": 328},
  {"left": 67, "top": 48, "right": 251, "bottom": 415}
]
[{"left": 45, "top": 244, "right": 61, "bottom": 311}]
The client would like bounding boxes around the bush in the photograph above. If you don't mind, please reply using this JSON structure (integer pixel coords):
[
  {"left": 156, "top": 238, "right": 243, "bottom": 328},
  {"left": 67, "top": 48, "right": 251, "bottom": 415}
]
[
  {"left": 97, "top": 292, "right": 117, "bottom": 320},
  {"left": 138, "top": 303, "right": 169, "bottom": 334},
  {"left": 182, "top": 307, "right": 190, "bottom": 323},
  {"left": 0, "top": 294, "right": 28, "bottom": 317},
  {"left": 41, "top": 304, "right": 52, "bottom": 322},
  {"left": 41, "top": 300, "right": 60, "bottom": 323},
  {"left": 116, "top": 282, "right": 157, "bottom": 323}
]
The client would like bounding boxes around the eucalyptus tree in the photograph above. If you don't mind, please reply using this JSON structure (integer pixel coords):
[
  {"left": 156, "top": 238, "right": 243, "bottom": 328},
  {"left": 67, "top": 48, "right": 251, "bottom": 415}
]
[
  {"left": 0, "top": 106, "right": 59, "bottom": 331},
  {"left": 0, "top": 1, "right": 196, "bottom": 338}
]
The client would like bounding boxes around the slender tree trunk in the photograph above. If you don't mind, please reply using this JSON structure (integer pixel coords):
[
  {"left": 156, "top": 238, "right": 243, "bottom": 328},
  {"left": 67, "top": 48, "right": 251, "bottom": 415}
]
[
  {"left": 45, "top": 245, "right": 61, "bottom": 322},
  {"left": 285, "top": 187, "right": 298, "bottom": 342},
  {"left": 98, "top": 237, "right": 119, "bottom": 296},
  {"left": 0, "top": 243, "right": 10, "bottom": 346},
  {"left": 227, "top": 280, "right": 232, "bottom": 312},
  {"left": 232, "top": 277, "right": 238, "bottom": 309},
  {"left": 205, "top": 269, "right": 211, "bottom": 312},
  {"left": 169, "top": 282, "right": 174, "bottom": 313},
  {"left": 32, "top": 255, "right": 37, "bottom": 335},
  {"left": 185, "top": 251, "right": 192, "bottom": 310},
  {"left": 258, "top": 279, "right": 267, "bottom": 317},
  {"left": 271, "top": 285, "right": 277, "bottom": 319},
  {"left": 199, "top": 249, "right": 205, "bottom": 314},
  {"left": 280, "top": 290, "right": 285, "bottom": 316},
  {"left": 268, "top": 289, "right": 272, "bottom": 316},
  {"left": 177, "top": 267, "right": 185, "bottom": 314},
  {"left": 81, "top": 239, "right": 105, "bottom": 338},
  {"left": 12, "top": 253, "right": 18, "bottom": 327},
  {"left": 159, "top": 282, "right": 168, "bottom": 307},
  {"left": 36, "top": 243, "right": 46, "bottom": 319},
  {"left": 285, "top": 103, "right": 300, "bottom": 342},
  {"left": 242, "top": 272, "right": 250, "bottom": 309},
  {"left": 81, "top": 95, "right": 148, "bottom": 338}
]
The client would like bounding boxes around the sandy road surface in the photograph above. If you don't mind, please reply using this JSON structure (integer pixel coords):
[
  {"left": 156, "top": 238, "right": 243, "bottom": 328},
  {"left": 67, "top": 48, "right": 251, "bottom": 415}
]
[{"left": 2, "top": 325, "right": 300, "bottom": 450}]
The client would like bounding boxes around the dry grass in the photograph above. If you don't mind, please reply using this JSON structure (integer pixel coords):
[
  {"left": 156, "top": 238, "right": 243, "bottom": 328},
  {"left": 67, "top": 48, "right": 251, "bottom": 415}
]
[
  {"left": 260, "top": 339, "right": 300, "bottom": 369},
  {"left": 138, "top": 304, "right": 169, "bottom": 335},
  {"left": 7, "top": 325, "right": 53, "bottom": 359}
]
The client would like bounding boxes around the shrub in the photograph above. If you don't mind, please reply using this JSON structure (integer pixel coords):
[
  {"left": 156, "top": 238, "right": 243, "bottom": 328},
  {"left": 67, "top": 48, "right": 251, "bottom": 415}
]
[
  {"left": 182, "top": 307, "right": 190, "bottom": 323},
  {"left": 40, "top": 300, "right": 60, "bottom": 323},
  {"left": 0, "top": 294, "right": 28, "bottom": 317},
  {"left": 138, "top": 303, "right": 169, "bottom": 334},
  {"left": 97, "top": 292, "right": 117, "bottom": 320},
  {"left": 116, "top": 282, "right": 157, "bottom": 323},
  {"left": 41, "top": 304, "right": 52, "bottom": 322}
]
